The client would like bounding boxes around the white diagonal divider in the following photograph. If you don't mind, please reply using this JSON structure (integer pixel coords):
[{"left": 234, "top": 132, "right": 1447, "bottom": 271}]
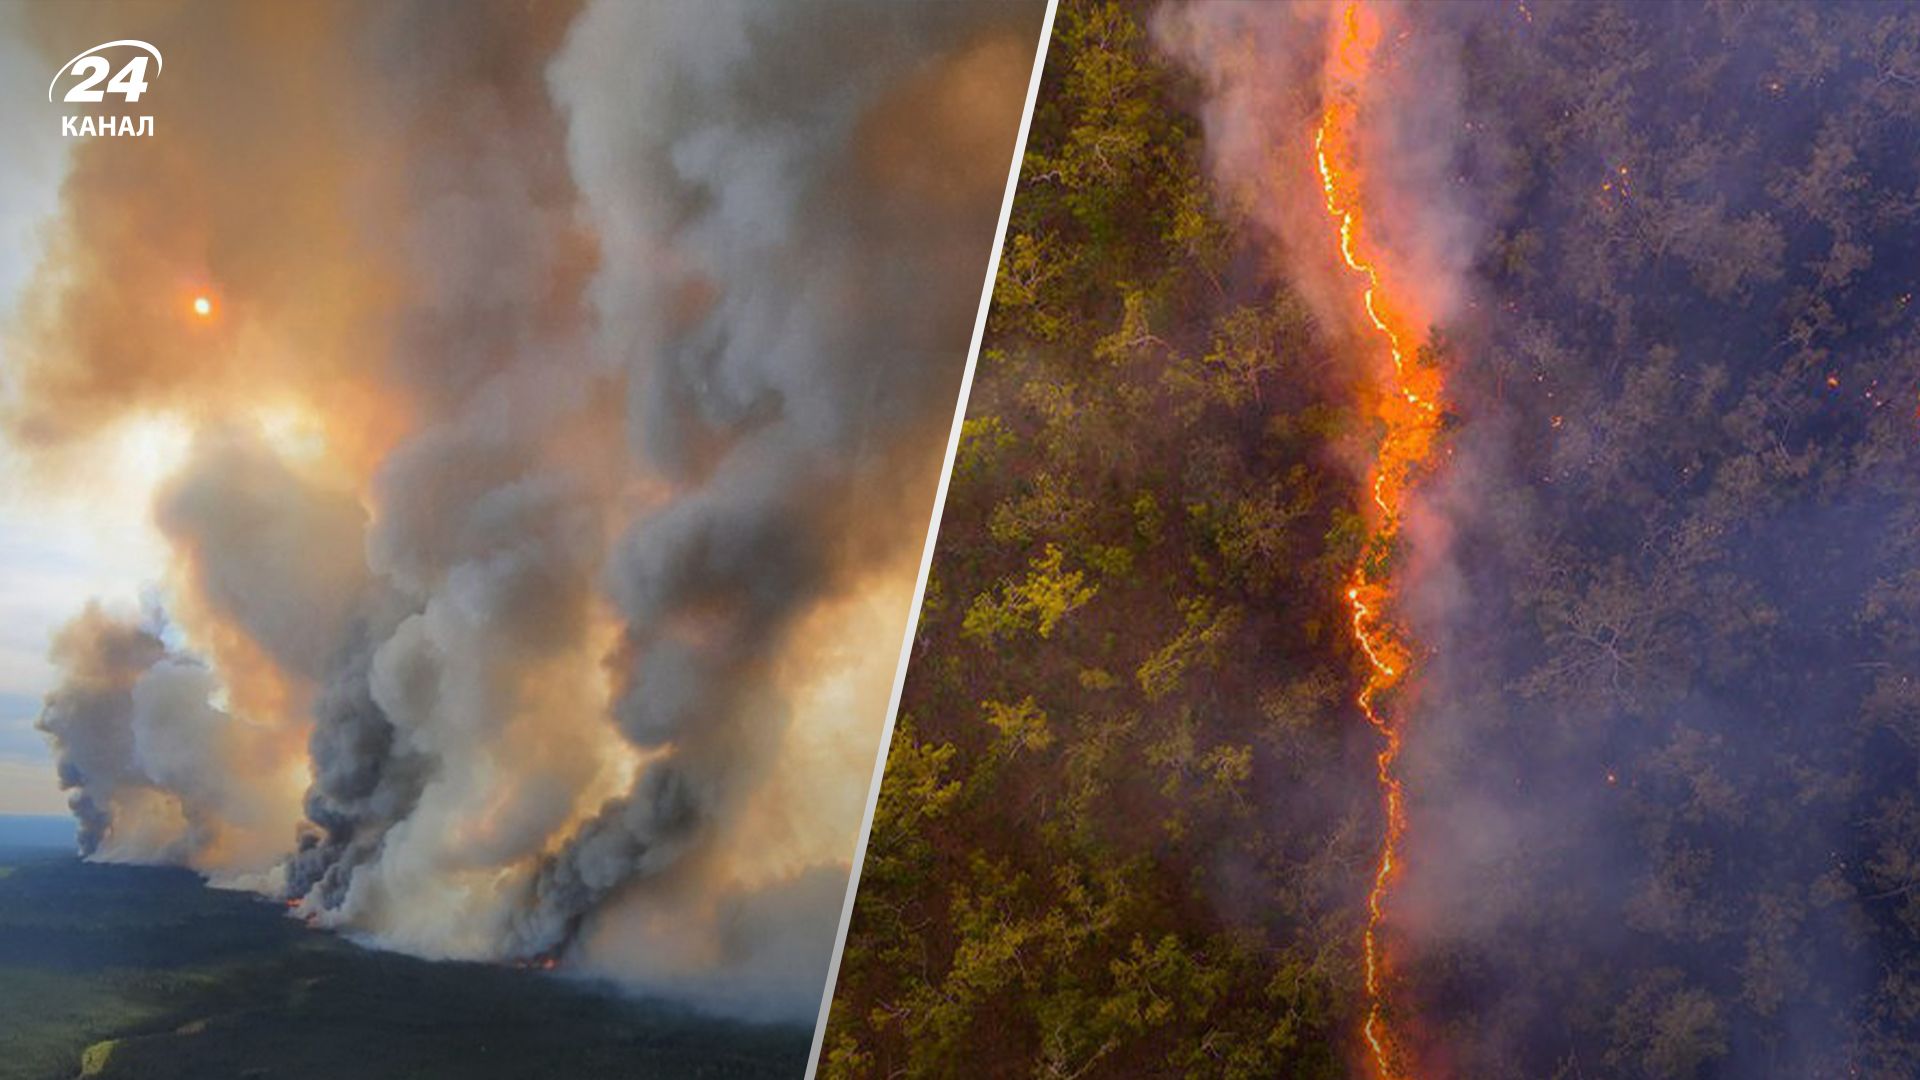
[{"left": 804, "top": 2, "right": 1063, "bottom": 1073}]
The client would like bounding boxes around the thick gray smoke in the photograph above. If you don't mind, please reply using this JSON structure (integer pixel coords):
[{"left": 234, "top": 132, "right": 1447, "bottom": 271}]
[
  {"left": 38, "top": 607, "right": 169, "bottom": 859},
  {"left": 37, "top": 604, "right": 301, "bottom": 884},
  {"left": 504, "top": 0, "right": 1043, "bottom": 968},
  {"left": 15, "top": 0, "right": 1040, "bottom": 1019}
]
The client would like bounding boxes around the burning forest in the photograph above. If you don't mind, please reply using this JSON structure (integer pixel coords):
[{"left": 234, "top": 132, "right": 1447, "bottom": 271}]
[
  {"left": 825, "top": 1, "right": 1920, "bottom": 1077},
  {"left": 6, "top": 0, "right": 1043, "bottom": 1025}
]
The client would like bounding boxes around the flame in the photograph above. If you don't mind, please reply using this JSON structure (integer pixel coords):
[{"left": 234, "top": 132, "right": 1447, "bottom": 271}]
[{"left": 1313, "top": 2, "right": 1445, "bottom": 1076}]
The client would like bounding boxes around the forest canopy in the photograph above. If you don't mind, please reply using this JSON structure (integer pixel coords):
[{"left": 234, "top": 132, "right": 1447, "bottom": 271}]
[{"left": 827, "top": 1, "right": 1920, "bottom": 1077}]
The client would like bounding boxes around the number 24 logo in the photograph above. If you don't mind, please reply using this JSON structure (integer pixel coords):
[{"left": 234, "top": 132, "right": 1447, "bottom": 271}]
[{"left": 47, "top": 40, "right": 163, "bottom": 104}]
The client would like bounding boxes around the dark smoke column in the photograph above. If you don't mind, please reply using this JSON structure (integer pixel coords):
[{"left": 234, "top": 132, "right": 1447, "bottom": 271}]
[{"left": 507, "top": 1, "right": 1045, "bottom": 967}]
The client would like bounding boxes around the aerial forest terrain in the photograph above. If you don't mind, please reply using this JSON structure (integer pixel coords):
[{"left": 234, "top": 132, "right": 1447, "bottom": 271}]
[{"left": 825, "top": 1, "right": 1920, "bottom": 1077}]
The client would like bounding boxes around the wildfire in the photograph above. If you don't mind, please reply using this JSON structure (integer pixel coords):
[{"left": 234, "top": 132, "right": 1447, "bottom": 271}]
[{"left": 1313, "top": 2, "right": 1446, "bottom": 1076}]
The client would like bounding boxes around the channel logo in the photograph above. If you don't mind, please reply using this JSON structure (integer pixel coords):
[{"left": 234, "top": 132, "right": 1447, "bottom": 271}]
[{"left": 48, "top": 39, "right": 162, "bottom": 138}]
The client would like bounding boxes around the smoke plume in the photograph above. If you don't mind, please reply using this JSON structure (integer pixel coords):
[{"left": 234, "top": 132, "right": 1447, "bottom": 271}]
[{"left": 16, "top": 0, "right": 1040, "bottom": 1020}]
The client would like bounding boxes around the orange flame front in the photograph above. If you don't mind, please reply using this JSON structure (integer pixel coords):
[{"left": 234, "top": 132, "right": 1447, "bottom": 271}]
[{"left": 1313, "top": 2, "right": 1444, "bottom": 1076}]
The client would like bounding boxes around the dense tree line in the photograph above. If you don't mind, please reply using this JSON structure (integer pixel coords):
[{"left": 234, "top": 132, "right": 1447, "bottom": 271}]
[{"left": 824, "top": 2, "right": 1376, "bottom": 1075}]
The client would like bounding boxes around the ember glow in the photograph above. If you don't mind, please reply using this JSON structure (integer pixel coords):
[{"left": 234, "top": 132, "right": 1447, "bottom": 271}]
[{"left": 1314, "top": 2, "right": 1446, "bottom": 1074}]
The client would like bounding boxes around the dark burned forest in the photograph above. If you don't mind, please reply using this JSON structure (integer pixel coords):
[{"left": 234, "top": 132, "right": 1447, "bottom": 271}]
[{"left": 826, "top": 1, "right": 1920, "bottom": 1077}]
